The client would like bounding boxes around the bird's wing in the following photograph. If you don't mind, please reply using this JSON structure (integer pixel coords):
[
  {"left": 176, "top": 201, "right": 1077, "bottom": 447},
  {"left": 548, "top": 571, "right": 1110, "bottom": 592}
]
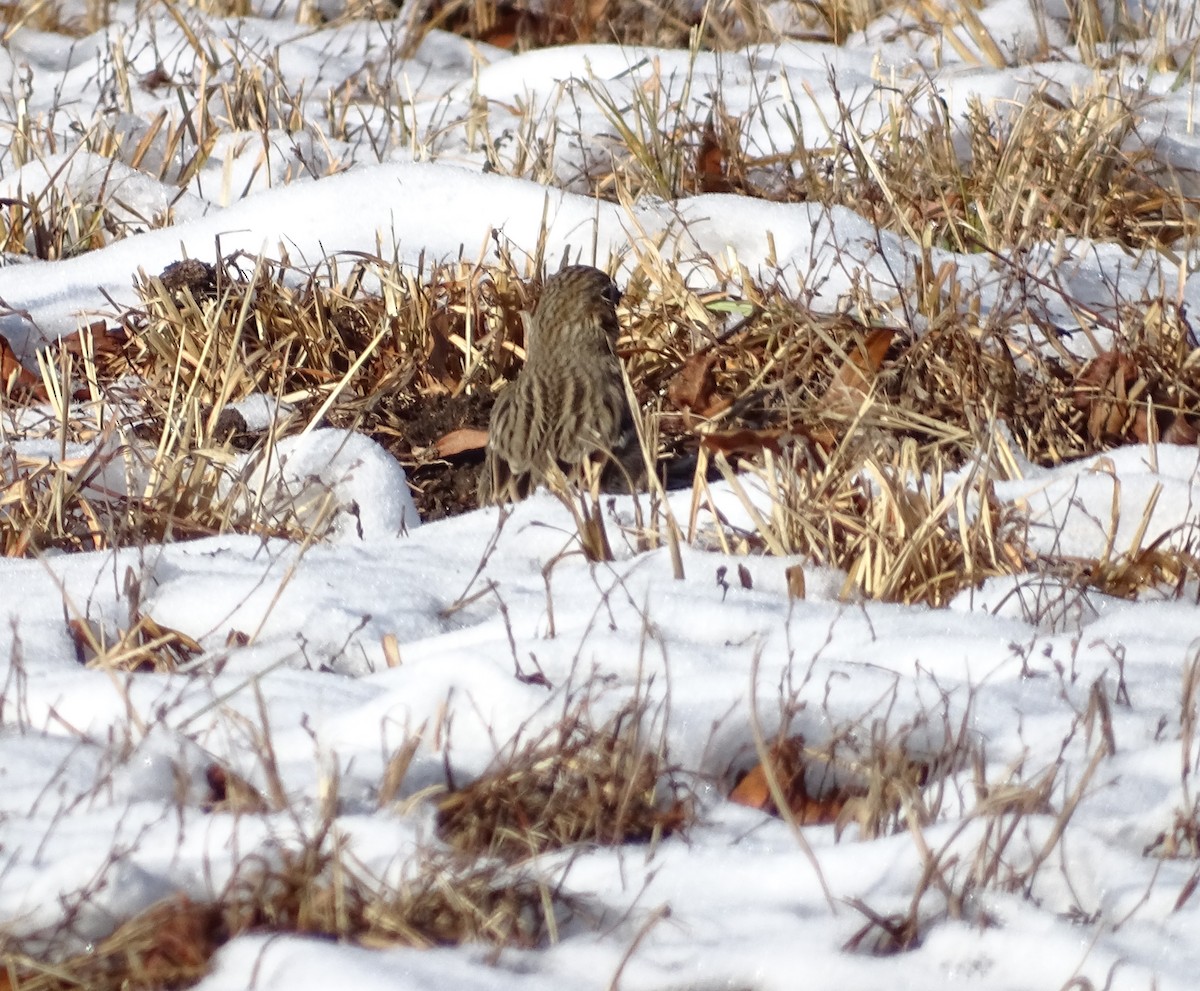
[{"left": 477, "top": 379, "right": 535, "bottom": 505}]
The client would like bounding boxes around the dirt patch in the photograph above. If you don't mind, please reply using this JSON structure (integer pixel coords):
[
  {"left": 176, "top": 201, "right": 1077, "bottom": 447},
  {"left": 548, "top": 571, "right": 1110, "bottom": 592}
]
[{"left": 369, "top": 391, "right": 494, "bottom": 521}]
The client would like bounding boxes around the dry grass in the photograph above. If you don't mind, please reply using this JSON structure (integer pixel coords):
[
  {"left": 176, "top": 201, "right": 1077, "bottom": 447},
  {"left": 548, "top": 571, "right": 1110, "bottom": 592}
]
[
  {"left": 570, "top": 71, "right": 1198, "bottom": 255},
  {"left": 436, "top": 697, "right": 691, "bottom": 859},
  {"left": 0, "top": 0, "right": 911, "bottom": 49},
  {"left": 0, "top": 252, "right": 530, "bottom": 550},
  {"left": 0, "top": 338, "right": 308, "bottom": 554},
  {"left": 7, "top": 237, "right": 1200, "bottom": 603},
  {"left": 836, "top": 682, "right": 1114, "bottom": 954},
  {"left": 0, "top": 833, "right": 572, "bottom": 991},
  {"left": 0, "top": 691, "right": 690, "bottom": 987},
  {"left": 731, "top": 660, "right": 1125, "bottom": 955},
  {"left": 402, "top": 0, "right": 910, "bottom": 51},
  {"left": 216, "top": 825, "right": 569, "bottom": 952},
  {"left": 0, "top": 184, "right": 110, "bottom": 260},
  {"left": 0, "top": 896, "right": 223, "bottom": 991}
]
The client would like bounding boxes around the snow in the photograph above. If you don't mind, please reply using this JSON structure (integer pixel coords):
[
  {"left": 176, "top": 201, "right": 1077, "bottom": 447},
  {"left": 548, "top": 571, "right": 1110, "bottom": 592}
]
[{"left": 2, "top": 2, "right": 1200, "bottom": 989}]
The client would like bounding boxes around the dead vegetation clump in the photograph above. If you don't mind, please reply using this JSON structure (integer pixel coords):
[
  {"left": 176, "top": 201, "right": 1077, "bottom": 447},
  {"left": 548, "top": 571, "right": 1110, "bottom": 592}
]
[
  {"left": 436, "top": 699, "right": 691, "bottom": 859},
  {"left": 404, "top": 0, "right": 908, "bottom": 51},
  {"left": 0, "top": 834, "right": 571, "bottom": 991},
  {"left": 0, "top": 895, "right": 224, "bottom": 991},
  {"left": 0, "top": 696, "right": 688, "bottom": 988},
  {"left": 0, "top": 252, "right": 531, "bottom": 551},
  {"left": 1, "top": 0, "right": 908, "bottom": 49},
  {"left": 729, "top": 668, "right": 1124, "bottom": 955},
  {"left": 954, "top": 87, "right": 1190, "bottom": 251},
  {"left": 404, "top": 0, "right": 1190, "bottom": 54},
  {"left": 731, "top": 658, "right": 971, "bottom": 843},
  {"left": 7, "top": 241, "right": 1200, "bottom": 604},
  {"left": 655, "top": 261, "right": 1200, "bottom": 602},
  {"left": 117, "top": 250, "right": 535, "bottom": 443},
  {"left": 0, "top": 184, "right": 111, "bottom": 260},
  {"left": 838, "top": 676, "right": 1129, "bottom": 955},
  {"left": 568, "top": 70, "right": 1197, "bottom": 258},
  {"left": 217, "top": 825, "right": 567, "bottom": 952},
  {"left": 731, "top": 728, "right": 942, "bottom": 838},
  {"left": 834, "top": 691, "right": 1112, "bottom": 955}
]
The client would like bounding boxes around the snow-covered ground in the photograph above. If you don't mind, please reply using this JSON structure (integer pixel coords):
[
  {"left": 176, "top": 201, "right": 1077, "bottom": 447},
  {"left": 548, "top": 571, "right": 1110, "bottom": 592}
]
[{"left": 3, "top": 2, "right": 1200, "bottom": 989}]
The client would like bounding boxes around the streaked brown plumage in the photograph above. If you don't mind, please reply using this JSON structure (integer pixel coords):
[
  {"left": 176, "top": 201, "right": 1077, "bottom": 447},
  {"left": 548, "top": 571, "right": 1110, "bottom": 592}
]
[{"left": 478, "top": 265, "right": 640, "bottom": 505}]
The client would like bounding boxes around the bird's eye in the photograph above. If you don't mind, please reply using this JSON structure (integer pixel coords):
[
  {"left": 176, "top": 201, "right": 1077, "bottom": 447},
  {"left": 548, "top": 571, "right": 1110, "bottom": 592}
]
[{"left": 601, "top": 282, "right": 622, "bottom": 307}]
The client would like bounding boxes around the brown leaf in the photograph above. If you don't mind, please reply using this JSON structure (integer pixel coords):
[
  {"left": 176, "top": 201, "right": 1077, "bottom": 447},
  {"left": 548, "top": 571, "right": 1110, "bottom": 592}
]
[
  {"left": 0, "top": 336, "right": 45, "bottom": 399},
  {"left": 435, "top": 427, "right": 489, "bottom": 457},
  {"left": 1072, "top": 350, "right": 1131, "bottom": 408},
  {"left": 696, "top": 124, "right": 733, "bottom": 193},
  {"left": 728, "top": 762, "right": 774, "bottom": 811},
  {"left": 825, "top": 327, "right": 894, "bottom": 406},
  {"left": 1074, "top": 349, "right": 1140, "bottom": 442},
  {"left": 786, "top": 564, "right": 806, "bottom": 600},
  {"left": 729, "top": 737, "right": 850, "bottom": 826},
  {"left": 700, "top": 427, "right": 786, "bottom": 457},
  {"left": 477, "top": 6, "right": 523, "bottom": 47},
  {"left": 53, "top": 320, "right": 128, "bottom": 357},
  {"left": 667, "top": 349, "right": 719, "bottom": 412},
  {"left": 729, "top": 736, "right": 807, "bottom": 816}
]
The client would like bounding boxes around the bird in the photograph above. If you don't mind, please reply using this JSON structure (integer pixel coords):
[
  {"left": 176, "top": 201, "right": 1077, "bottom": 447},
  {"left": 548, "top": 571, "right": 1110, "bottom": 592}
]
[{"left": 478, "top": 265, "right": 642, "bottom": 505}]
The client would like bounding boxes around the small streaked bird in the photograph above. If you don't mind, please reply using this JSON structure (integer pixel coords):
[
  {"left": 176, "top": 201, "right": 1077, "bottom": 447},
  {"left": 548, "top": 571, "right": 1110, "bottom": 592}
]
[{"left": 478, "top": 265, "right": 641, "bottom": 505}]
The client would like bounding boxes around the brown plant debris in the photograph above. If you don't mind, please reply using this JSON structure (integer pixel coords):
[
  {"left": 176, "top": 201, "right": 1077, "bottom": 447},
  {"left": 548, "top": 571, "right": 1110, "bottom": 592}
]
[
  {"left": 0, "top": 896, "right": 222, "bottom": 991},
  {"left": 70, "top": 611, "right": 202, "bottom": 672},
  {"left": 730, "top": 734, "right": 933, "bottom": 839},
  {"left": 3, "top": 241, "right": 1197, "bottom": 603},
  {"left": 436, "top": 703, "right": 691, "bottom": 859}
]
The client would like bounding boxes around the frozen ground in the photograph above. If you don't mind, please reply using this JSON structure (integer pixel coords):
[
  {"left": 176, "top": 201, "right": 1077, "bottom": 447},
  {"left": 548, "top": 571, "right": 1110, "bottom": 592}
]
[{"left": 2, "top": 2, "right": 1200, "bottom": 989}]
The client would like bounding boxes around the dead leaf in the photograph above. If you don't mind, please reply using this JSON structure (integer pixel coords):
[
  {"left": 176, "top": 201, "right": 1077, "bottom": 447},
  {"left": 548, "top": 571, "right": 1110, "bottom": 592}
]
[
  {"left": 730, "top": 736, "right": 851, "bottom": 826},
  {"left": 700, "top": 428, "right": 786, "bottom": 457},
  {"left": 53, "top": 320, "right": 128, "bottom": 357},
  {"left": 728, "top": 761, "right": 774, "bottom": 810},
  {"left": 696, "top": 124, "right": 733, "bottom": 193},
  {"left": 667, "top": 349, "right": 720, "bottom": 413},
  {"left": 0, "top": 336, "right": 45, "bottom": 399},
  {"left": 825, "top": 327, "right": 894, "bottom": 407},
  {"left": 1074, "top": 349, "right": 1140, "bottom": 442},
  {"left": 435, "top": 427, "right": 489, "bottom": 457},
  {"left": 786, "top": 564, "right": 806, "bottom": 600},
  {"left": 477, "top": 6, "right": 523, "bottom": 47}
]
